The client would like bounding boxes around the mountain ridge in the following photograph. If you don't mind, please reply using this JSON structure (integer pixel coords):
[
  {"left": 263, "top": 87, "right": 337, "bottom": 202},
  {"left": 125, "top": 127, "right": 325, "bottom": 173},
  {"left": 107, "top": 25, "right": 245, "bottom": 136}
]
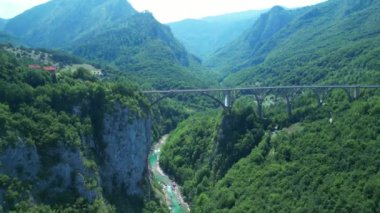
[
  {"left": 3, "top": 0, "right": 215, "bottom": 89},
  {"left": 205, "top": 6, "right": 298, "bottom": 75},
  {"left": 206, "top": 0, "right": 380, "bottom": 85},
  {"left": 4, "top": 0, "right": 137, "bottom": 48},
  {"left": 0, "top": 18, "right": 7, "bottom": 30},
  {"left": 70, "top": 12, "right": 213, "bottom": 89},
  {"left": 169, "top": 9, "right": 266, "bottom": 59}
]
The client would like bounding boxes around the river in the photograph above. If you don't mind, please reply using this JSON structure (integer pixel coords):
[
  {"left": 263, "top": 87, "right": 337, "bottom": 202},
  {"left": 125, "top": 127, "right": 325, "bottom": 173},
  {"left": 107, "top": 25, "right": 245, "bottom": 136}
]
[{"left": 148, "top": 135, "right": 190, "bottom": 213}]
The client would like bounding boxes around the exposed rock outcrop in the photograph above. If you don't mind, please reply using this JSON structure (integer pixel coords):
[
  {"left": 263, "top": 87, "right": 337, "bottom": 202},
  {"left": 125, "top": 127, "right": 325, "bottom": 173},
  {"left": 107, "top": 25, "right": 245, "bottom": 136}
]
[
  {"left": 101, "top": 105, "right": 151, "bottom": 195},
  {"left": 0, "top": 141, "right": 40, "bottom": 181},
  {"left": 0, "top": 104, "right": 151, "bottom": 208}
]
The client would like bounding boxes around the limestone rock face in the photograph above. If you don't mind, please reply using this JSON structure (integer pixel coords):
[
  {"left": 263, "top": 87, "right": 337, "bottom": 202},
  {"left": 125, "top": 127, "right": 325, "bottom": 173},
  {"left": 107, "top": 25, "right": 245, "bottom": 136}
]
[
  {"left": 0, "top": 141, "right": 40, "bottom": 181},
  {"left": 35, "top": 145, "right": 98, "bottom": 202},
  {"left": 0, "top": 104, "right": 151, "bottom": 206},
  {"left": 101, "top": 105, "right": 151, "bottom": 195},
  {"left": 0, "top": 141, "right": 97, "bottom": 202}
]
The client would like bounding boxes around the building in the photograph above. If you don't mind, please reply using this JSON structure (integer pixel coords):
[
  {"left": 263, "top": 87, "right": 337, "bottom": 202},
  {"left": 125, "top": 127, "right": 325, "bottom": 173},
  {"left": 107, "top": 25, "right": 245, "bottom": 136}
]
[
  {"left": 28, "top": 64, "right": 41, "bottom": 69},
  {"left": 43, "top": 66, "right": 57, "bottom": 72}
]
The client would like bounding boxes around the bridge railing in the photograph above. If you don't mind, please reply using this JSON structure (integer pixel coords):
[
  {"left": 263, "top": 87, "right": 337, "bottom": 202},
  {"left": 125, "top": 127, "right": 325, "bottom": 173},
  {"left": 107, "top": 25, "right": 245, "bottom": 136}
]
[
  {"left": 142, "top": 85, "right": 380, "bottom": 94},
  {"left": 142, "top": 85, "right": 380, "bottom": 118}
]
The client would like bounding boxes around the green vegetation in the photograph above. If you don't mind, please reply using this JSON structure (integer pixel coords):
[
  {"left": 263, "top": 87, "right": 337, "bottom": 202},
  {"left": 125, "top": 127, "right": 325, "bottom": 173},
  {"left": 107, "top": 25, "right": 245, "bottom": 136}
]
[
  {"left": 3, "top": 0, "right": 217, "bottom": 90},
  {"left": 4, "top": 0, "right": 137, "bottom": 48},
  {"left": 160, "top": 90, "right": 380, "bottom": 212},
  {"left": 160, "top": 101, "right": 267, "bottom": 203},
  {"left": 0, "top": 48, "right": 166, "bottom": 212},
  {"left": 169, "top": 9, "right": 265, "bottom": 59},
  {"left": 206, "top": 0, "right": 380, "bottom": 85},
  {"left": 201, "top": 95, "right": 380, "bottom": 212},
  {"left": 150, "top": 92, "right": 224, "bottom": 142},
  {"left": 0, "top": 18, "right": 7, "bottom": 30},
  {"left": 71, "top": 12, "right": 216, "bottom": 89},
  {"left": 1, "top": 0, "right": 380, "bottom": 212},
  {"left": 159, "top": 1, "right": 380, "bottom": 211},
  {"left": 160, "top": 110, "right": 220, "bottom": 184},
  {"left": 0, "top": 32, "right": 22, "bottom": 47}
]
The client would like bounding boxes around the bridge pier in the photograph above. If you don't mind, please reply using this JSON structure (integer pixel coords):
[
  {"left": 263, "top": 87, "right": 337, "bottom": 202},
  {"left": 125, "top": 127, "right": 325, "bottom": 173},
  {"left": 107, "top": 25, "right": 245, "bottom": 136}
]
[
  {"left": 252, "top": 90, "right": 268, "bottom": 119},
  {"left": 285, "top": 95, "right": 293, "bottom": 118},
  {"left": 257, "top": 98, "right": 263, "bottom": 119},
  {"left": 200, "top": 92, "right": 229, "bottom": 110},
  {"left": 354, "top": 87, "right": 360, "bottom": 99},
  {"left": 277, "top": 88, "right": 301, "bottom": 119},
  {"left": 344, "top": 87, "right": 361, "bottom": 101},
  {"left": 312, "top": 88, "right": 330, "bottom": 106},
  {"left": 224, "top": 91, "right": 232, "bottom": 108},
  {"left": 142, "top": 85, "right": 379, "bottom": 113}
]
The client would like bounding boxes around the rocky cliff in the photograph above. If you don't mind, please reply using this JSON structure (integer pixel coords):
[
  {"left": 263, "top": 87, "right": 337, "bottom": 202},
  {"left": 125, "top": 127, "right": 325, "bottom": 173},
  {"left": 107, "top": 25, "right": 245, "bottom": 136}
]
[
  {"left": 102, "top": 105, "right": 151, "bottom": 196},
  {"left": 0, "top": 104, "right": 151, "bottom": 210}
]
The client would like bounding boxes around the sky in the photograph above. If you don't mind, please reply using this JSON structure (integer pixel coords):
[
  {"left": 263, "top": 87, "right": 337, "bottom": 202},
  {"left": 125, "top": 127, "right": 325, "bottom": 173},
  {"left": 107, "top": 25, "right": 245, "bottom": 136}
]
[
  {"left": 0, "top": 0, "right": 326, "bottom": 23},
  {"left": 0, "top": 0, "right": 49, "bottom": 19}
]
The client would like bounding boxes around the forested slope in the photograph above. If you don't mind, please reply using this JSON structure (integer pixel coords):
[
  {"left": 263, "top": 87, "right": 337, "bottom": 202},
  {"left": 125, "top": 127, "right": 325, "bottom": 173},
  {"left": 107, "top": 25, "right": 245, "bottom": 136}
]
[
  {"left": 4, "top": 0, "right": 137, "bottom": 48},
  {"left": 71, "top": 12, "right": 212, "bottom": 89},
  {"left": 160, "top": 89, "right": 380, "bottom": 212},
  {"left": 0, "top": 48, "right": 166, "bottom": 212},
  {"left": 159, "top": 0, "right": 380, "bottom": 211},
  {"left": 0, "top": 32, "right": 22, "bottom": 47},
  {"left": 206, "top": 6, "right": 299, "bottom": 76},
  {"left": 169, "top": 9, "right": 265, "bottom": 59},
  {"left": 3, "top": 0, "right": 215, "bottom": 89},
  {"left": 0, "top": 19, "right": 6, "bottom": 31},
  {"left": 207, "top": 0, "right": 380, "bottom": 85}
]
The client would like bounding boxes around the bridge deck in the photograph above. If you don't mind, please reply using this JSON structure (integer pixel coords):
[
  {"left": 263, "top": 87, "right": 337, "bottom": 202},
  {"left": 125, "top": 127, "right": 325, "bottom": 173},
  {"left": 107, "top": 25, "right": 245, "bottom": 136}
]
[{"left": 142, "top": 85, "right": 380, "bottom": 94}]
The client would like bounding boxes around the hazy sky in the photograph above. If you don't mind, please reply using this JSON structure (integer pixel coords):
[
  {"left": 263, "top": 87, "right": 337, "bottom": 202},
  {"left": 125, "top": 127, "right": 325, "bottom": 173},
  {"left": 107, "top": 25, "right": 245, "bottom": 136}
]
[
  {"left": 0, "top": 0, "right": 326, "bottom": 23},
  {"left": 0, "top": 0, "right": 49, "bottom": 19}
]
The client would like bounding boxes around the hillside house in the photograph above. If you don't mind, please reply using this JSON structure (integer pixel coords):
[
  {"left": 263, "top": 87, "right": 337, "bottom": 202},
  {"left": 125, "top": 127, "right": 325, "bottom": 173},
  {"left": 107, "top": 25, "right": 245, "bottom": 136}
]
[
  {"left": 43, "top": 66, "right": 57, "bottom": 72},
  {"left": 28, "top": 64, "right": 41, "bottom": 69}
]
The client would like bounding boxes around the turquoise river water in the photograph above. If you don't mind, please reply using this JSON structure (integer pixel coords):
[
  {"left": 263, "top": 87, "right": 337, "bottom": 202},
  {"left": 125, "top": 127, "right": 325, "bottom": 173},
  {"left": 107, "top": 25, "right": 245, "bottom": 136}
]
[{"left": 148, "top": 135, "right": 189, "bottom": 213}]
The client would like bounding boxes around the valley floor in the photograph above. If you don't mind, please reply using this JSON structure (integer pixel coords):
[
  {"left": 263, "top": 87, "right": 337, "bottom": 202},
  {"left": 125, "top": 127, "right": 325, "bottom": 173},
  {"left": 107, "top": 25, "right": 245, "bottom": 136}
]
[{"left": 149, "top": 135, "right": 190, "bottom": 213}]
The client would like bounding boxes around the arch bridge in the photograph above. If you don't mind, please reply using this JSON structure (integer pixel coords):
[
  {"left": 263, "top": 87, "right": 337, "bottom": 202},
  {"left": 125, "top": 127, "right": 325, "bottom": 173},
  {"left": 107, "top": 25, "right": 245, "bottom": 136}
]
[{"left": 143, "top": 85, "right": 380, "bottom": 118}]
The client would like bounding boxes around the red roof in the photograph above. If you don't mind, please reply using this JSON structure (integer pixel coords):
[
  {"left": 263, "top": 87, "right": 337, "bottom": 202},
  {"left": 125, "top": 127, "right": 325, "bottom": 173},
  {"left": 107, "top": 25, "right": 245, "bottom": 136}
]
[
  {"left": 28, "top": 64, "right": 41, "bottom": 69},
  {"left": 43, "top": 66, "right": 57, "bottom": 71}
]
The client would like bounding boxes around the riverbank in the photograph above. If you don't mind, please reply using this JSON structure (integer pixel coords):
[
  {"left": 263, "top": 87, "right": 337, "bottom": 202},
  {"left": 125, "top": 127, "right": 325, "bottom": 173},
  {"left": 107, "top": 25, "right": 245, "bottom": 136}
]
[{"left": 149, "top": 135, "right": 190, "bottom": 213}]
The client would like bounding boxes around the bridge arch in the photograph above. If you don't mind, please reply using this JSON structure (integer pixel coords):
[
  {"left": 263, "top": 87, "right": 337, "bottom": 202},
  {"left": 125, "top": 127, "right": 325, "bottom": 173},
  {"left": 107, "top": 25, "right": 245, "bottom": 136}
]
[
  {"left": 146, "top": 92, "right": 229, "bottom": 109},
  {"left": 143, "top": 85, "right": 379, "bottom": 118}
]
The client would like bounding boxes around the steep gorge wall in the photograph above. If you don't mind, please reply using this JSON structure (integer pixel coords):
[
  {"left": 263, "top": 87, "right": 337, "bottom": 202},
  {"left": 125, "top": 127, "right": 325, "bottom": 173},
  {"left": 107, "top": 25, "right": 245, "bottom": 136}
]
[
  {"left": 0, "top": 104, "right": 151, "bottom": 209},
  {"left": 101, "top": 106, "right": 151, "bottom": 196}
]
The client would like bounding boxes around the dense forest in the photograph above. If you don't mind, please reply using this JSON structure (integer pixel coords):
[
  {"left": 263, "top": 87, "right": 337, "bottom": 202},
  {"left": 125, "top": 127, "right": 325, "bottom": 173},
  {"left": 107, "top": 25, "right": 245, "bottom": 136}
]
[
  {"left": 0, "top": 0, "right": 379, "bottom": 212},
  {"left": 158, "top": 2, "right": 380, "bottom": 211},
  {"left": 0, "top": 47, "right": 170, "bottom": 212},
  {"left": 169, "top": 9, "right": 265, "bottom": 59},
  {"left": 206, "top": 0, "right": 380, "bottom": 85},
  {"left": 3, "top": 0, "right": 217, "bottom": 90},
  {"left": 160, "top": 89, "right": 380, "bottom": 212}
]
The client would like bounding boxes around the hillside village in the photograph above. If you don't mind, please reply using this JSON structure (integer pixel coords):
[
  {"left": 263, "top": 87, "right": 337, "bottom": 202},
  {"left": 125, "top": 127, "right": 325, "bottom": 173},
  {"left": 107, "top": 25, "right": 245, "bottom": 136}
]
[{"left": 2, "top": 44, "right": 103, "bottom": 76}]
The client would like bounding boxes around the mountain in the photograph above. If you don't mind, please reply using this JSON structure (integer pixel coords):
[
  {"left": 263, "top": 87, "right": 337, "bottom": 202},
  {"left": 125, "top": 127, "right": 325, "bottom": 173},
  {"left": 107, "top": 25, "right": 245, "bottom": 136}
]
[
  {"left": 4, "top": 0, "right": 137, "bottom": 48},
  {"left": 0, "top": 18, "right": 7, "bottom": 30},
  {"left": 4, "top": 0, "right": 215, "bottom": 89},
  {"left": 71, "top": 12, "right": 211, "bottom": 89},
  {"left": 0, "top": 47, "right": 168, "bottom": 212},
  {"left": 159, "top": 2, "right": 380, "bottom": 210},
  {"left": 207, "top": 0, "right": 380, "bottom": 85},
  {"left": 160, "top": 92, "right": 380, "bottom": 212},
  {"left": 206, "top": 6, "right": 299, "bottom": 76},
  {"left": 0, "top": 32, "right": 23, "bottom": 46},
  {"left": 169, "top": 10, "right": 266, "bottom": 59}
]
